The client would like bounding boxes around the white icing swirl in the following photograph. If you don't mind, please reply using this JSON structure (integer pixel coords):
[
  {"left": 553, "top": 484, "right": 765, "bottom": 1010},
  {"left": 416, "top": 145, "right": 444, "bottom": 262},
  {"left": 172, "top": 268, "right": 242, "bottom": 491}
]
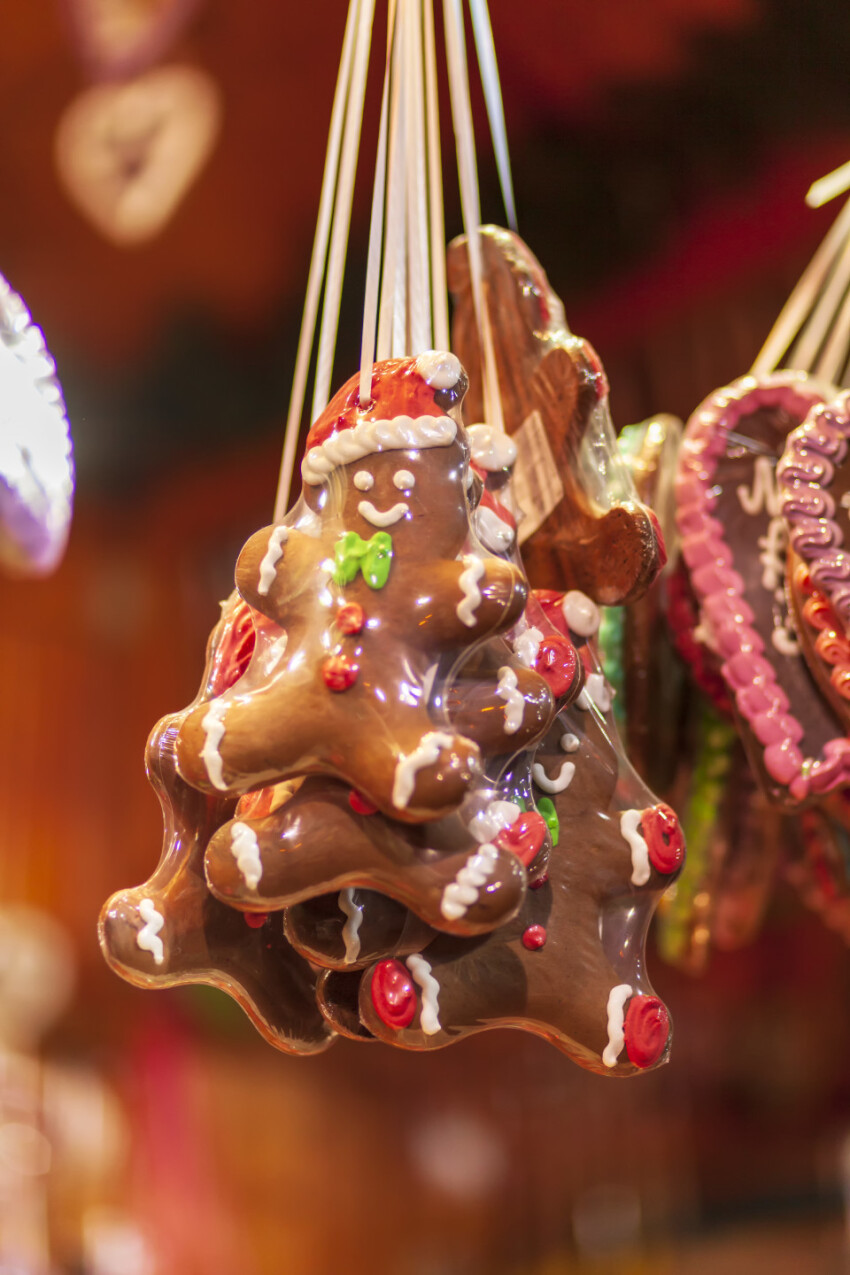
[
  {"left": 137, "top": 898, "right": 165, "bottom": 966},
  {"left": 406, "top": 953, "right": 442, "bottom": 1034},
  {"left": 301, "top": 414, "right": 457, "bottom": 484},
  {"left": 532, "top": 760, "right": 575, "bottom": 794},
  {"left": 456, "top": 555, "right": 485, "bottom": 626},
  {"left": 620, "top": 809, "right": 650, "bottom": 886},
  {"left": 602, "top": 983, "right": 633, "bottom": 1067},
  {"left": 466, "top": 423, "right": 518, "bottom": 471},
  {"left": 440, "top": 843, "right": 499, "bottom": 921},
  {"left": 392, "top": 731, "right": 456, "bottom": 809},
  {"left": 200, "top": 698, "right": 228, "bottom": 790},
  {"left": 495, "top": 666, "right": 524, "bottom": 733},
  {"left": 358, "top": 499, "right": 408, "bottom": 527},
  {"left": 338, "top": 888, "right": 364, "bottom": 964},
  {"left": 258, "top": 525, "right": 289, "bottom": 596},
  {"left": 230, "top": 821, "right": 263, "bottom": 890}
]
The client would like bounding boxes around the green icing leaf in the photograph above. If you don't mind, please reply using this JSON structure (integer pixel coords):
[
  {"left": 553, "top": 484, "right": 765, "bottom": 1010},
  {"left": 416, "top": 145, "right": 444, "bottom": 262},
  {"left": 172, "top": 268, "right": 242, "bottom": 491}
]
[{"left": 537, "top": 797, "right": 559, "bottom": 846}]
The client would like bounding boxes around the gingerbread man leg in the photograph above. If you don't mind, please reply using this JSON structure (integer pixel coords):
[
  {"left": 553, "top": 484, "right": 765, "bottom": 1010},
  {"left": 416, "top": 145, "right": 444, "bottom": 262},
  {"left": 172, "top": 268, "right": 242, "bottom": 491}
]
[{"left": 283, "top": 889, "right": 436, "bottom": 970}]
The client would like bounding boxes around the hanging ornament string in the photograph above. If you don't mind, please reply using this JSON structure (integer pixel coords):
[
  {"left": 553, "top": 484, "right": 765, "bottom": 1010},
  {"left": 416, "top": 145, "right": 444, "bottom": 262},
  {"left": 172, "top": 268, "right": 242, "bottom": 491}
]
[
  {"left": 274, "top": 0, "right": 516, "bottom": 518},
  {"left": 752, "top": 166, "right": 850, "bottom": 386}
]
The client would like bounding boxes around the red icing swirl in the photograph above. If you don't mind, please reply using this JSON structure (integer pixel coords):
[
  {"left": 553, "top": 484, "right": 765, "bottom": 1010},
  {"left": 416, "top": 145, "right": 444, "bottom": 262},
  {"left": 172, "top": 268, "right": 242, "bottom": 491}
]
[
  {"left": 624, "top": 995, "right": 670, "bottom": 1068},
  {"left": 535, "top": 633, "right": 578, "bottom": 698},
  {"left": 371, "top": 959, "right": 416, "bottom": 1030}
]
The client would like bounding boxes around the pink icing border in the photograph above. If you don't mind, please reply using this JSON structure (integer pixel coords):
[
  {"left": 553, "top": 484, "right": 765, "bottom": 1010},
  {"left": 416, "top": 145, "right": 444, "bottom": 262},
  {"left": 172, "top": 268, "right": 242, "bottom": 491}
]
[
  {"left": 777, "top": 389, "right": 850, "bottom": 630},
  {"left": 675, "top": 371, "right": 850, "bottom": 802}
]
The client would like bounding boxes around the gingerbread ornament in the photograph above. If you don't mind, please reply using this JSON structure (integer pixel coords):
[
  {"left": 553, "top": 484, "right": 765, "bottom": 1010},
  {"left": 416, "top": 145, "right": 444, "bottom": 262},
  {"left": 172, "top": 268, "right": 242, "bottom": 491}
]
[
  {"left": 99, "top": 595, "right": 333, "bottom": 1056},
  {"left": 175, "top": 354, "right": 535, "bottom": 824},
  {"left": 448, "top": 227, "right": 664, "bottom": 606}
]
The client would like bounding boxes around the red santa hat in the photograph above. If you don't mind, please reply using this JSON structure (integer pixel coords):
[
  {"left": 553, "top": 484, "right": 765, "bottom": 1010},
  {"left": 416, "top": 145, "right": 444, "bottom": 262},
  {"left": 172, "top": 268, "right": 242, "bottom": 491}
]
[{"left": 301, "top": 351, "right": 465, "bottom": 485}]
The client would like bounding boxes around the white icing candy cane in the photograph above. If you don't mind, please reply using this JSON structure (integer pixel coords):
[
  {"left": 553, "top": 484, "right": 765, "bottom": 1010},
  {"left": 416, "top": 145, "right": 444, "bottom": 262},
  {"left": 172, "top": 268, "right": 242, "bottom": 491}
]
[
  {"left": 358, "top": 499, "right": 408, "bottom": 527},
  {"left": 561, "top": 590, "right": 600, "bottom": 638},
  {"left": 230, "top": 821, "right": 263, "bottom": 891},
  {"left": 532, "top": 760, "right": 575, "bottom": 794},
  {"left": 495, "top": 666, "right": 524, "bottom": 733},
  {"left": 136, "top": 898, "right": 165, "bottom": 966},
  {"left": 338, "top": 888, "right": 364, "bottom": 964},
  {"left": 456, "top": 555, "right": 485, "bottom": 626},
  {"left": 620, "top": 809, "right": 650, "bottom": 886},
  {"left": 440, "top": 843, "right": 499, "bottom": 921},
  {"left": 258, "top": 525, "right": 289, "bottom": 596},
  {"left": 602, "top": 983, "right": 633, "bottom": 1067},
  {"left": 200, "top": 698, "right": 228, "bottom": 790},
  {"left": 406, "top": 953, "right": 442, "bottom": 1035},
  {"left": 392, "top": 731, "right": 456, "bottom": 809}
]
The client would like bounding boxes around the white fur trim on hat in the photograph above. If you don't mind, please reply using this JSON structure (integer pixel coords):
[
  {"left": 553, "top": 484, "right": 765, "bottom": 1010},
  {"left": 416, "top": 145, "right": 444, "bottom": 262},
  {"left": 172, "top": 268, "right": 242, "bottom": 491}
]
[{"left": 301, "top": 414, "right": 457, "bottom": 485}]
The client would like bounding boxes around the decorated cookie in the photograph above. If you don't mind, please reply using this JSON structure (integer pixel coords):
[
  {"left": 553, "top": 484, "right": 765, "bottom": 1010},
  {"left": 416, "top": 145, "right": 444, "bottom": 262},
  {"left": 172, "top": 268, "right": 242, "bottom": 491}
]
[
  {"left": 318, "top": 656, "right": 685, "bottom": 1074},
  {"left": 0, "top": 273, "right": 74, "bottom": 577},
  {"left": 284, "top": 888, "right": 436, "bottom": 971},
  {"left": 448, "top": 226, "right": 664, "bottom": 606},
  {"left": 786, "top": 554, "right": 850, "bottom": 730},
  {"left": 99, "top": 594, "right": 333, "bottom": 1056},
  {"left": 778, "top": 389, "right": 850, "bottom": 637},
  {"left": 676, "top": 371, "right": 850, "bottom": 805},
  {"left": 175, "top": 354, "right": 536, "bottom": 823}
]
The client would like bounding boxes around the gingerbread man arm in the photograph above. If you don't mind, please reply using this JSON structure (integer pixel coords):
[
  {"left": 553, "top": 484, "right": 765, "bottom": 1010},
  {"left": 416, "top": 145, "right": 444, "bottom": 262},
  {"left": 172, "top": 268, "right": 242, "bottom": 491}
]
[
  {"left": 405, "top": 556, "right": 528, "bottom": 648},
  {"left": 236, "top": 522, "right": 328, "bottom": 618}
]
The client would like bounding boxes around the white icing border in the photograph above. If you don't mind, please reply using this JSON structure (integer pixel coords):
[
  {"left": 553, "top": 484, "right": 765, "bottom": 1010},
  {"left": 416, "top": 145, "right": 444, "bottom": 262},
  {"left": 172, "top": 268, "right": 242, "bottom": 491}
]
[
  {"left": 620, "top": 809, "right": 650, "bottom": 886},
  {"left": 602, "top": 983, "right": 633, "bottom": 1067},
  {"left": 200, "top": 698, "right": 228, "bottom": 790},
  {"left": 302, "top": 414, "right": 457, "bottom": 484},
  {"left": 406, "top": 952, "right": 442, "bottom": 1034},
  {"left": 338, "top": 888, "right": 364, "bottom": 964},
  {"left": 258, "top": 525, "right": 289, "bottom": 596},
  {"left": 456, "top": 555, "right": 485, "bottom": 626}
]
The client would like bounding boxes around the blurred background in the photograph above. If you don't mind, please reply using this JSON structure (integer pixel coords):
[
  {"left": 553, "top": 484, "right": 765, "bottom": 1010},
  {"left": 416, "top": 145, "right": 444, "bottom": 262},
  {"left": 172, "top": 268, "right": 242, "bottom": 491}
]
[{"left": 2, "top": 0, "right": 850, "bottom": 1270}]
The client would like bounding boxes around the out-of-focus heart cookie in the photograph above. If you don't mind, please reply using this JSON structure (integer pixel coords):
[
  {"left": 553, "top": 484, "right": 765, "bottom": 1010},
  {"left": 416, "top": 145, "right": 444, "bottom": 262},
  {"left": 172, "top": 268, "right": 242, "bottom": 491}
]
[{"left": 786, "top": 554, "right": 850, "bottom": 730}]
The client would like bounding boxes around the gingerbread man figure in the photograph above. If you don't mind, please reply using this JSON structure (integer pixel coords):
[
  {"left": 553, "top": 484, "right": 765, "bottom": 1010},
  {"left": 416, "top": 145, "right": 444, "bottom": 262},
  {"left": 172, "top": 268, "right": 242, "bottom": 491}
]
[{"left": 175, "top": 352, "right": 533, "bottom": 822}]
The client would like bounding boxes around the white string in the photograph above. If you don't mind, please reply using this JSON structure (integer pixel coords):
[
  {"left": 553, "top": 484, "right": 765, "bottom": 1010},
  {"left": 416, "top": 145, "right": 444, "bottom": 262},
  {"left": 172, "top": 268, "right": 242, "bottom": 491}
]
[
  {"left": 405, "top": 0, "right": 432, "bottom": 353},
  {"left": 377, "top": 15, "right": 407, "bottom": 360},
  {"left": 423, "top": 0, "right": 448, "bottom": 350},
  {"left": 468, "top": 0, "right": 516, "bottom": 230},
  {"left": 814, "top": 274, "right": 850, "bottom": 385},
  {"left": 443, "top": 0, "right": 503, "bottom": 431},
  {"left": 312, "top": 0, "right": 377, "bottom": 420},
  {"left": 359, "top": 2, "right": 398, "bottom": 406},
  {"left": 274, "top": 1, "right": 360, "bottom": 520}
]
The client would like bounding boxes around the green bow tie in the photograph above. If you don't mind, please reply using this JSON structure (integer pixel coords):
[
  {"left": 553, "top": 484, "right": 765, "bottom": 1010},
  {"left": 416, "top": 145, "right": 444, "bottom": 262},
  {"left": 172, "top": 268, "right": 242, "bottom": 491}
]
[{"left": 332, "top": 530, "right": 394, "bottom": 590}]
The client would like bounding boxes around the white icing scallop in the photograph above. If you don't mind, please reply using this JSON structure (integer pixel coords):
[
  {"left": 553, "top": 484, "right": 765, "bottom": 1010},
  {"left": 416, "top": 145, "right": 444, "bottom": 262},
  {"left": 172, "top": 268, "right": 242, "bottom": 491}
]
[
  {"left": 200, "top": 699, "right": 228, "bottom": 790},
  {"left": 392, "top": 731, "right": 456, "bottom": 809},
  {"left": 456, "top": 555, "right": 485, "bottom": 626},
  {"left": 532, "top": 760, "right": 575, "bottom": 794},
  {"left": 258, "top": 525, "right": 289, "bottom": 596},
  {"left": 406, "top": 953, "right": 442, "bottom": 1034},
  {"left": 137, "top": 898, "right": 165, "bottom": 966},
  {"left": 302, "top": 414, "right": 457, "bottom": 484},
  {"left": 440, "top": 843, "right": 499, "bottom": 921},
  {"left": 414, "top": 350, "right": 462, "bottom": 389},
  {"left": 602, "top": 983, "right": 633, "bottom": 1067},
  {"left": 495, "top": 667, "right": 524, "bottom": 733},
  {"left": 561, "top": 590, "right": 600, "bottom": 638},
  {"left": 338, "top": 888, "right": 364, "bottom": 964},
  {"left": 466, "top": 423, "right": 518, "bottom": 471},
  {"left": 353, "top": 470, "right": 374, "bottom": 491},
  {"left": 393, "top": 469, "right": 416, "bottom": 490},
  {"left": 230, "top": 821, "right": 263, "bottom": 890},
  {"left": 620, "top": 809, "right": 650, "bottom": 886}
]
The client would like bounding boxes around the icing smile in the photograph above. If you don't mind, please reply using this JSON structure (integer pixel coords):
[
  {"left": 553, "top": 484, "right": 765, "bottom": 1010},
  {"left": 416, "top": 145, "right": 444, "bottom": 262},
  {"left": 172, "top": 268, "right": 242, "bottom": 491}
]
[{"left": 358, "top": 499, "right": 409, "bottom": 528}]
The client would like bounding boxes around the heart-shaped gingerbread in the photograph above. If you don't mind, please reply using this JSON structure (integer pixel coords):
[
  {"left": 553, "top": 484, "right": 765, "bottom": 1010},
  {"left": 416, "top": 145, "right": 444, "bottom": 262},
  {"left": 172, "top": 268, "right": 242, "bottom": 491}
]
[{"left": 676, "top": 370, "right": 850, "bottom": 804}]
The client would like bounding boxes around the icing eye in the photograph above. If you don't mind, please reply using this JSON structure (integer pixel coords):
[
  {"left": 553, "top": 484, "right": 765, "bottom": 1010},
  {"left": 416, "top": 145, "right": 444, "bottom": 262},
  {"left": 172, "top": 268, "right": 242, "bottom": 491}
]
[
  {"left": 393, "top": 469, "right": 416, "bottom": 491},
  {"left": 353, "top": 471, "right": 374, "bottom": 491}
]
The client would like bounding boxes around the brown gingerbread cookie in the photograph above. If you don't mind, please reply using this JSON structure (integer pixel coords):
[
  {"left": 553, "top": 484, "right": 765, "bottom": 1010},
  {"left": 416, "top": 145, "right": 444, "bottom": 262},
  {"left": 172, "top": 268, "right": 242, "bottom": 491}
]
[
  {"left": 99, "top": 595, "right": 333, "bottom": 1056},
  {"left": 175, "top": 353, "right": 536, "bottom": 823},
  {"left": 448, "top": 226, "right": 663, "bottom": 605}
]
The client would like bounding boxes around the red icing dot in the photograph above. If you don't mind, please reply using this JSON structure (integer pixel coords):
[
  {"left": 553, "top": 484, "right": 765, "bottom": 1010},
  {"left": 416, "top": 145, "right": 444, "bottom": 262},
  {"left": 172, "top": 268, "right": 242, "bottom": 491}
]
[
  {"left": 322, "top": 654, "right": 359, "bottom": 691},
  {"left": 336, "top": 603, "right": 365, "bottom": 635},
  {"left": 495, "top": 811, "right": 547, "bottom": 867},
  {"left": 244, "top": 913, "right": 268, "bottom": 929},
  {"left": 371, "top": 959, "right": 417, "bottom": 1030},
  {"left": 348, "top": 789, "right": 378, "bottom": 815},
  {"left": 535, "top": 633, "right": 579, "bottom": 697},
  {"left": 529, "top": 873, "right": 549, "bottom": 890},
  {"left": 641, "top": 803, "right": 685, "bottom": 875},
  {"left": 521, "top": 924, "right": 547, "bottom": 950},
  {"left": 624, "top": 995, "right": 670, "bottom": 1069}
]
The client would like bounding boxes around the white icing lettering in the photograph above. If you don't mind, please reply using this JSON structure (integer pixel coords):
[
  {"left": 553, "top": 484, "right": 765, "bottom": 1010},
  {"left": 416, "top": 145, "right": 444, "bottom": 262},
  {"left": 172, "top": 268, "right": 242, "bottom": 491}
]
[
  {"left": 440, "top": 843, "right": 499, "bottom": 921},
  {"left": 230, "top": 821, "right": 263, "bottom": 890},
  {"left": 737, "top": 455, "right": 800, "bottom": 657},
  {"left": 620, "top": 809, "right": 650, "bottom": 886},
  {"left": 258, "top": 525, "right": 289, "bottom": 596},
  {"left": 338, "top": 888, "right": 364, "bottom": 964},
  {"left": 532, "top": 760, "right": 575, "bottom": 794},
  {"left": 737, "top": 455, "right": 781, "bottom": 517},
  {"left": 602, "top": 983, "right": 633, "bottom": 1067},
  {"left": 301, "top": 414, "right": 457, "bottom": 484},
  {"left": 137, "top": 898, "right": 165, "bottom": 966},
  {"left": 456, "top": 555, "right": 485, "bottom": 626},
  {"left": 406, "top": 953, "right": 442, "bottom": 1034},
  {"left": 358, "top": 499, "right": 408, "bottom": 527},
  {"left": 495, "top": 666, "right": 524, "bottom": 733},
  {"left": 200, "top": 698, "right": 228, "bottom": 790},
  {"left": 392, "top": 731, "right": 457, "bottom": 809},
  {"left": 561, "top": 590, "right": 600, "bottom": 638}
]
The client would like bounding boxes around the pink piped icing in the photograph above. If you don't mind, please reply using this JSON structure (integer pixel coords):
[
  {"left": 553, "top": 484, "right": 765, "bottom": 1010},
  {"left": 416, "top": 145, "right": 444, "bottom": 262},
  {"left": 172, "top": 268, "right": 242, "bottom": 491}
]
[{"left": 676, "top": 371, "right": 844, "bottom": 801}]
